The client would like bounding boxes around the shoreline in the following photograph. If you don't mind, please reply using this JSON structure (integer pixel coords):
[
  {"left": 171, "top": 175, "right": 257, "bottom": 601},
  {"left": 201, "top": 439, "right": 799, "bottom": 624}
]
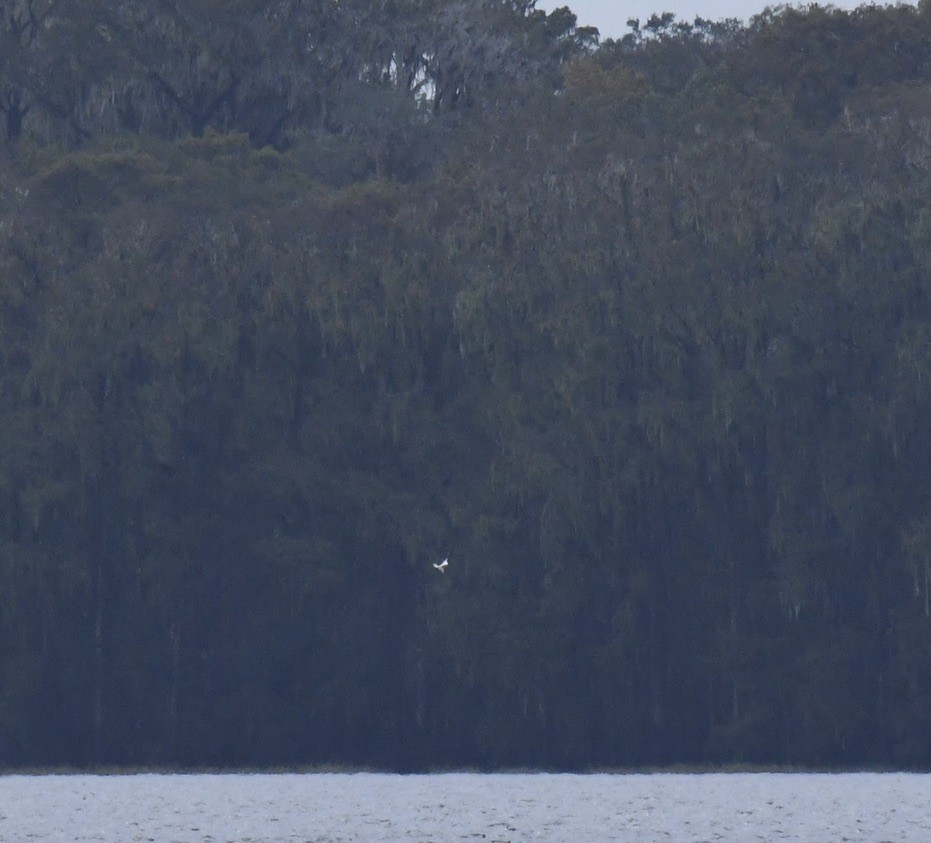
[{"left": 1, "top": 764, "right": 927, "bottom": 777}]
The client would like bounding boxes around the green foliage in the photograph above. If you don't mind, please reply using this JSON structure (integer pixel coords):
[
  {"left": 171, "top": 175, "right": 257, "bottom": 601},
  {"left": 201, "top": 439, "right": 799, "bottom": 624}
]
[{"left": 0, "top": 2, "right": 929, "bottom": 770}]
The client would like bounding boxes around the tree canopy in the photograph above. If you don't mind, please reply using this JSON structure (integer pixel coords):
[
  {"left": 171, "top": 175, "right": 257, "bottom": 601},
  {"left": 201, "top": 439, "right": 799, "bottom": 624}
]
[{"left": 0, "top": 0, "right": 929, "bottom": 769}]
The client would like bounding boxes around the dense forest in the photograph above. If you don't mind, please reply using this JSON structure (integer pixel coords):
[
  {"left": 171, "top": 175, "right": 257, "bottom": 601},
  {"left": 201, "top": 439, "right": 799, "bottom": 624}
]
[{"left": 0, "top": 0, "right": 930, "bottom": 770}]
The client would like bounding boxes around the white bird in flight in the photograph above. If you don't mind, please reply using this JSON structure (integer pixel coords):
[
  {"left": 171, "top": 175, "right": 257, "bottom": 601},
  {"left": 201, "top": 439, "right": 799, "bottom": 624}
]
[{"left": 433, "top": 557, "right": 448, "bottom": 573}]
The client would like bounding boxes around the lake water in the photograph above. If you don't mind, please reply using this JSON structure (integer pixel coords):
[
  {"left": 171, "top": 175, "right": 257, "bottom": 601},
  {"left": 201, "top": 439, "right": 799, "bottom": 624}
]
[{"left": 0, "top": 771, "right": 927, "bottom": 842}]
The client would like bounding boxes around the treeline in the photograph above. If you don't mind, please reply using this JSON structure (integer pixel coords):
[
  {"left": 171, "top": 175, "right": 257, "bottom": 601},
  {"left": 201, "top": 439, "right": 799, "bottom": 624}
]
[{"left": 0, "top": 0, "right": 930, "bottom": 769}]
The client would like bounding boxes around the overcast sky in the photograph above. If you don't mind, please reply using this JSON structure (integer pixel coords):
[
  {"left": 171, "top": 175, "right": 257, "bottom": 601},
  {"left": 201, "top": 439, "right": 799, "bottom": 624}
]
[{"left": 536, "top": 0, "right": 913, "bottom": 40}]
